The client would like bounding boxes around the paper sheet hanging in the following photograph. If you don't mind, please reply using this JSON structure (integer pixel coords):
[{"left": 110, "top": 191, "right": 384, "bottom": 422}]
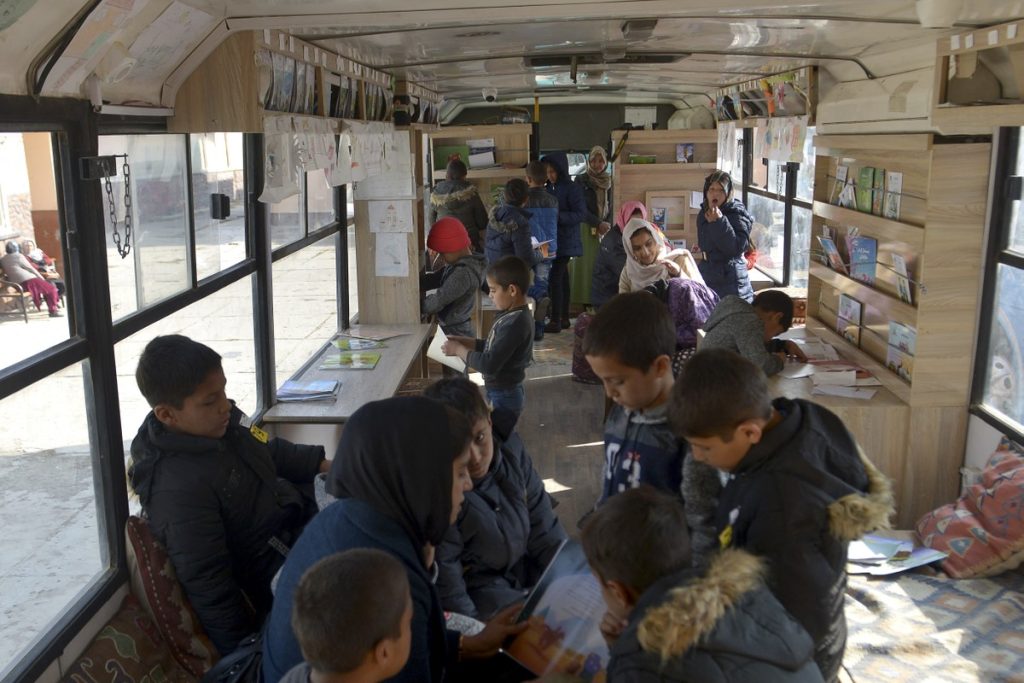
[
  {"left": 369, "top": 200, "right": 414, "bottom": 233},
  {"left": 374, "top": 232, "right": 409, "bottom": 277}
]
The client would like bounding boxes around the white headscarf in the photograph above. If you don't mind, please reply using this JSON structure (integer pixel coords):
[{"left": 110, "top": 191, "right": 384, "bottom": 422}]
[{"left": 622, "top": 218, "right": 687, "bottom": 290}]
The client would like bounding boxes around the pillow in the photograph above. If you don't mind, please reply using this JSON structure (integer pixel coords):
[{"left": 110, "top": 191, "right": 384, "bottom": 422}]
[
  {"left": 125, "top": 515, "right": 218, "bottom": 676},
  {"left": 916, "top": 437, "right": 1024, "bottom": 578},
  {"left": 60, "top": 594, "right": 195, "bottom": 683}
]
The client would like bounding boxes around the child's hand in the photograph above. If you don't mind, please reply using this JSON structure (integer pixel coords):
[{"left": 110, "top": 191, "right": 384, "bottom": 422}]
[
  {"left": 784, "top": 340, "right": 808, "bottom": 361},
  {"left": 461, "top": 603, "right": 528, "bottom": 659},
  {"left": 440, "top": 340, "right": 460, "bottom": 357},
  {"left": 597, "top": 221, "right": 611, "bottom": 237},
  {"left": 704, "top": 205, "right": 723, "bottom": 222},
  {"left": 599, "top": 610, "right": 628, "bottom": 646}
]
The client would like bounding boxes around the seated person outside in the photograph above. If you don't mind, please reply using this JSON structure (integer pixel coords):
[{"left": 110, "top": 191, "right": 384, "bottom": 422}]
[
  {"left": 670, "top": 349, "right": 893, "bottom": 682},
  {"left": 421, "top": 217, "right": 486, "bottom": 338},
  {"left": 581, "top": 291, "right": 720, "bottom": 560},
  {"left": 423, "top": 377, "right": 567, "bottom": 620},
  {"left": 619, "top": 217, "right": 704, "bottom": 293},
  {"left": 1, "top": 240, "right": 62, "bottom": 316},
  {"left": 128, "top": 335, "right": 328, "bottom": 657},
  {"left": 280, "top": 549, "right": 413, "bottom": 683},
  {"left": 262, "top": 396, "right": 526, "bottom": 683},
  {"left": 700, "top": 290, "right": 807, "bottom": 377},
  {"left": 21, "top": 238, "right": 66, "bottom": 298},
  {"left": 442, "top": 255, "right": 534, "bottom": 424},
  {"left": 485, "top": 178, "right": 534, "bottom": 267},
  {"left": 581, "top": 487, "right": 824, "bottom": 683}
]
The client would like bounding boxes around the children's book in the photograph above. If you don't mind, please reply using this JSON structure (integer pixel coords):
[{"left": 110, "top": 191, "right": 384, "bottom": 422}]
[
  {"left": 817, "top": 235, "right": 847, "bottom": 274},
  {"left": 276, "top": 379, "right": 339, "bottom": 402},
  {"left": 503, "top": 540, "right": 608, "bottom": 682},
  {"left": 886, "top": 346, "right": 914, "bottom": 381},
  {"left": 830, "top": 165, "right": 849, "bottom": 205},
  {"left": 333, "top": 338, "right": 385, "bottom": 351},
  {"left": 848, "top": 236, "right": 877, "bottom": 285},
  {"left": 883, "top": 171, "right": 903, "bottom": 220},
  {"left": 847, "top": 533, "right": 947, "bottom": 575},
  {"left": 837, "top": 318, "right": 861, "bottom": 346},
  {"left": 650, "top": 207, "right": 667, "bottom": 231},
  {"left": 855, "top": 167, "right": 875, "bottom": 213},
  {"left": 891, "top": 253, "right": 913, "bottom": 304},
  {"left": 838, "top": 181, "right": 857, "bottom": 209},
  {"left": 837, "top": 293, "right": 862, "bottom": 326},
  {"left": 320, "top": 351, "right": 381, "bottom": 370},
  {"left": 675, "top": 143, "right": 694, "bottom": 163},
  {"left": 871, "top": 167, "right": 885, "bottom": 216},
  {"left": 888, "top": 321, "right": 917, "bottom": 355}
]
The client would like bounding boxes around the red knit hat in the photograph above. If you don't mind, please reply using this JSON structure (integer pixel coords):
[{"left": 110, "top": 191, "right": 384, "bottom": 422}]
[{"left": 427, "top": 217, "right": 471, "bottom": 253}]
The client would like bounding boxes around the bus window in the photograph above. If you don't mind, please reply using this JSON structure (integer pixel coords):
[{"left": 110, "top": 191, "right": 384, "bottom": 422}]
[{"left": 191, "top": 133, "right": 247, "bottom": 280}]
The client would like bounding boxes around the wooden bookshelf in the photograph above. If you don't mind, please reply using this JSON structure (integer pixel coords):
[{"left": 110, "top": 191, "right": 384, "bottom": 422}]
[
  {"left": 427, "top": 124, "right": 532, "bottom": 207},
  {"left": 812, "top": 202, "right": 925, "bottom": 248}
]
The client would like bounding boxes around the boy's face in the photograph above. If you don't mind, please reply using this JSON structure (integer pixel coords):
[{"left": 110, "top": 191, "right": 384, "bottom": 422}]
[
  {"left": 586, "top": 352, "right": 671, "bottom": 412},
  {"left": 379, "top": 591, "right": 414, "bottom": 678},
  {"left": 450, "top": 447, "right": 473, "bottom": 524},
  {"left": 593, "top": 570, "right": 633, "bottom": 623},
  {"left": 687, "top": 423, "right": 761, "bottom": 471},
  {"left": 468, "top": 415, "right": 495, "bottom": 480},
  {"left": 755, "top": 308, "right": 785, "bottom": 341},
  {"left": 156, "top": 368, "right": 231, "bottom": 439},
  {"left": 486, "top": 277, "right": 516, "bottom": 311}
]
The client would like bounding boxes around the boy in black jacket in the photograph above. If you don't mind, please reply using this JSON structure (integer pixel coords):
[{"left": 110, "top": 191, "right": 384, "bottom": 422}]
[
  {"left": 670, "top": 349, "right": 893, "bottom": 682},
  {"left": 128, "top": 335, "right": 328, "bottom": 657}
]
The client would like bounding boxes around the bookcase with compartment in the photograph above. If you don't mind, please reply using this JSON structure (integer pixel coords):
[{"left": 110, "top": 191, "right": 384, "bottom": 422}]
[
  {"left": 426, "top": 124, "right": 532, "bottom": 209},
  {"left": 806, "top": 133, "right": 992, "bottom": 526}
]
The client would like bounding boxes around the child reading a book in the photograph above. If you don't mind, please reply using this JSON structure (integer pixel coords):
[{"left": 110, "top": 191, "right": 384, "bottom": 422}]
[
  {"left": 581, "top": 291, "right": 720, "bottom": 560},
  {"left": 442, "top": 255, "right": 534, "bottom": 424},
  {"left": 280, "top": 549, "right": 413, "bottom": 683},
  {"left": 127, "top": 335, "right": 328, "bottom": 657},
  {"left": 580, "top": 486, "right": 824, "bottom": 683},
  {"left": 421, "top": 217, "right": 487, "bottom": 338},
  {"left": 670, "top": 349, "right": 894, "bottom": 681},
  {"left": 700, "top": 290, "right": 807, "bottom": 376}
]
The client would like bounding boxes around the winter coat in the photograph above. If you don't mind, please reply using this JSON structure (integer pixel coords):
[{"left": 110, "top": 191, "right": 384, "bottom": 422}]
[
  {"left": 437, "top": 428, "right": 567, "bottom": 619},
  {"left": 526, "top": 187, "right": 559, "bottom": 258},
  {"left": 644, "top": 278, "right": 720, "bottom": 349},
  {"left": 541, "top": 152, "right": 586, "bottom": 257},
  {"left": 715, "top": 397, "right": 893, "bottom": 681},
  {"left": 421, "top": 253, "right": 486, "bottom": 338},
  {"left": 484, "top": 203, "right": 535, "bottom": 266},
  {"left": 592, "top": 227, "right": 626, "bottom": 309},
  {"left": 696, "top": 199, "right": 754, "bottom": 302},
  {"left": 428, "top": 179, "right": 489, "bottom": 250},
  {"left": 128, "top": 406, "right": 324, "bottom": 656},
  {"left": 576, "top": 172, "right": 613, "bottom": 228},
  {"left": 608, "top": 549, "right": 824, "bottom": 683},
  {"left": 701, "top": 295, "right": 784, "bottom": 376},
  {"left": 262, "top": 498, "right": 459, "bottom": 683},
  {"left": 467, "top": 305, "right": 534, "bottom": 389}
]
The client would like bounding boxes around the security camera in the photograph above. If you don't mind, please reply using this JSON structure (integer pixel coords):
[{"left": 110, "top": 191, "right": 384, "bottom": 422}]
[{"left": 482, "top": 87, "right": 498, "bottom": 103}]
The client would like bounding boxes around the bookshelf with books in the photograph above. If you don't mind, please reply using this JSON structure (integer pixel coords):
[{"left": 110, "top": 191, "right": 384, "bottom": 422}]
[
  {"left": 806, "top": 133, "right": 992, "bottom": 526},
  {"left": 427, "top": 124, "right": 532, "bottom": 209}
]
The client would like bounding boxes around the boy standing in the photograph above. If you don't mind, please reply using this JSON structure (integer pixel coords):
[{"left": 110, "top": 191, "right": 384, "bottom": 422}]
[
  {"left": 582, "top": 291, "right": 720, "bottom": 560},
  {"left": 281, "top": 549, "right": 414, "bottom": 683},
  {"left": 442, "top": 255, "right": 533, "bottom": 424},
  {"left": 581, "top": 487, "right": 824, "bottom": 683},
  {"left": 421, "top": 217, "right": 487, "bottom": 338},
  {"left": 128, "top": 335, "right": 328, "bottom": 656},
  {"left": 525, "top": 161, "right": 558, "bottom": 340},
  {"left": 670, "top": 349, "right": 893, "bottom": 682},
  {"left": 700, "top": 290, "right": 807, "bottom": 376}
]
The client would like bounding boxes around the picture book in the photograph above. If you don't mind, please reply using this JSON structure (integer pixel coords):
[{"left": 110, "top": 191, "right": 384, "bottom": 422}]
[
  {"left": 888, "top": 321, "right": 917, "bottom": 355},
  {"left": 886, "top": 345, "right": 914, "bottom": 382},
  {"left": 276, "top": 379, "right": 339, "bottom": 402},
  {"left": 855, "top": 167, "right": 875, "bottom": 213},
  {"left": 333, "top": 338, "right": 385, "bottom": 351},
  {"left": 504, "top": 540, "right": 608, "bottom": 682},
  {"left": 817, "top": 235, "right": 847, "bottom": 274},
  {"left": 883, "top": 171, "right": 903, "bottom": 220},
  {"left": 320, "top": 351, "right": 381, "bottom": 370},
  {"left": 254, "top": 49, "right": 273, "bottom": 107},
  {"left": 651, "top": 207, "right": 667, "bottom": 231},
  {"left": 838, "top": 181, "right": 857, "bottom": 209},
  {"left": 848, "top": 235, "right": 877, "bottom": 285},
  {"left": 675, "top": 143, "right": 694, "bottom": 163},
  {"left": 891, "top": 253, "right": 913, "bottom": 304},
  {"left": 294, "top": 60, "right": 306, "bottom": 113},
  {"left": 871, "top": 167, "right": 885, "bottom": 216},
  {"left": 830, "top": 164, "right": 848, "bottom": 205},
  {"left": 837, "top": 318, "right": 861, "bottom": 346},
  {"left": 837, "top": 293, "right": 862, "bottom": 325}
]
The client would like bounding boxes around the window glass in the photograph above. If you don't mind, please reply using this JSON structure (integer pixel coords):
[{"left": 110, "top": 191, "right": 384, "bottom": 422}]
[
  {"left": 347, "top": 218, "right": 358, "bottom": 324},
  {"left": 113, "top": 276, "right": 258, "bottom": 448},
  {"left": 980, "top": 264, "right": 1024, "bottom": 432},
  {"left": 747, "top": 193, "right": 786, "bottom": 283},
  {"left": 308, "top": 172, "right": 336, "bottom": 232},
  {"left": 0, "top": 364, "right": 105, "bottom": 678},
  {"left": 765, "top": 159, "right": 787, "bottom": 196},
  {"left": 99, "top": 135, "right": 190, "bottom": 317},
  {"left": 796, "top": 126, "right": 816, "bottom": 202},
  {"left": 733, "top": 128, "right": 745, "bottom": 192},
  {"left": 274, "top": 233, "right": 339, "bottom": 387},
  {"left": 191, "top": 133, "right": 247, "bottom": 279},
  {"left": 790, "top": 205, "right": 812, "bottom": 288},
  {"left": 270, "top": 184, "right": 305, "bottom": 250}
]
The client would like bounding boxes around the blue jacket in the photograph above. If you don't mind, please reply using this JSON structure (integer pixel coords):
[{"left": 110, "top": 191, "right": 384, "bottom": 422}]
[
  {"left": 526, "top": 187, "right": 558, "bottom": 258},
  {"left": 697, "top": 198, "right": 755, "bottom": 302},
  {"left": 485, "top": 203, "right": 534, "bottom": 266},
  {"left": 541, "top": 152, "right": 586, "bottom": 257},
  {"left": 261, "top": 499, "right": 458, "bottom": 683}
]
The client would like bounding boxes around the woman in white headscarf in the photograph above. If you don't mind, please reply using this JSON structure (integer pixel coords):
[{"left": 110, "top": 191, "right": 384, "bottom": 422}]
[{"left": 618, "top": 217, "right": 704, "bottom": 293}]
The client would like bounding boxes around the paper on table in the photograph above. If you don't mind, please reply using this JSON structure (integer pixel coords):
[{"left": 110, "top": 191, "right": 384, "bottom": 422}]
[
  {"left": 812, "top": 385, "right": 877, "bottom": 400},
  {"left": 427, "top": 327, "right": 469, "bottom": 373},
  {"left": 780, "top": 363, "right": 815, "bottom": 379},
  {"left": 812, "top": 370, "right": 857, "bottom": 386},
  {"left": 801, "top": 342, "right": 839, "bottom": 361}
]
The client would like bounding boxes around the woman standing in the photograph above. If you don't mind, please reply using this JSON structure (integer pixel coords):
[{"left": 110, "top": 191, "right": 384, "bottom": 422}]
[
  {"left": 540, "top": 152, "right": 585, "bottom": 333},
  {"left": 572, "top": 145, "right": 613, "bottom": 308},
  {"left": 696, "top": 170, "right": 754, "bottom": 302}
]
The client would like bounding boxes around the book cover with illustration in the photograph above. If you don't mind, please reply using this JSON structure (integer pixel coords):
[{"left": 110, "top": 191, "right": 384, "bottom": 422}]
[
  {"left": 883, "top": 171, "right": 903, "bottom": 220},
  {"left": 888, "top": 321, "right": 917, "bottom": 355},
  {"left": 320, "top": 351, "right": 381, "bottom": 370},
  {"left": 651, "top": 207, "right": 667, "bottom": 232},
  {"left": 817, "top": 235, "right": 847, "bottom": 274},
  {"left": 333, "top": 338, "right": 385, "bottom": 351},
  {"left": 276, "top": 379, "right": 339, "bottom": 402},
  {"left": 504, "top": 540, "right": 608, "bottom": 682},
  {"left": 837, "top": 293, "right": 862, "bottom": 325},
  {"left": 886, "top": 346, "right": 914, "bottom": 382},
  {"left": 891, "top": 253, "right": 913, "bottom": 304},
  {"left": 675, "top": 143, "right": 695, "bottom": 163},
  {"left": 837, "top": 318, "right": 861, "bottom": 347},
  {"left": 871, "top": 167, "right": 885, "bottom": 215},
  {"left": 848, "top": 236, "right": 878, "bottom": 285},
  {"left": 855, "top": 167, "right": 875, "bottom": 213},
  {"left": 830, "top": 165, "right": 849, "bottom": 205}
]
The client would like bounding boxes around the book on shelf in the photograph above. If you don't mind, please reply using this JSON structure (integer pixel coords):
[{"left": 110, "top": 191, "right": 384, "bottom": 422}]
[
  {"left": 675, "top": 143, "right": 695, "bottom": 163},
  {"left": 333, "top": 338, "right": 386, "bottom": 351},
  {"left": 855, "top": 167, "right": 875, "bottom": 213},
  {"left": 837, "top": 293, "right": 862, "bottom": 325},
  {"left": 888, "top": 321, "right": 917, "bottom": 355},
  {"left": 883, "top": 171, "right": 903, "bottom": 220},
  {"left": 627, "top": 153, "right": 657, "bottom": 164},
  {"left": 276, "top": 379, "right": 340, "bottom": 402},
  {"left": 651, "top": 207, "right": 667, "bottom": 231},
  {"left": 891, "top": 253, "right": 913, "bottom": 304},
  {"left": 817, "top": 236, "right": 847, "bottom": 274},
  {"left": 871, "top": 167, "right": 885, "bottom": 216},
  {"left": 848, "top": 236, "right": 878, "bottom": 285},
  {"left": 830, "top": 165, "right": 849, "bottom": 205},
  {"left": 320, "top": 351, "right": 381, "bottom": 370},
  {"left": 837, "top": 318, "right": 861, "bottom": 346},
  {"left": 466, "top": 138, "right": 498, "bottom": 169},
  {"left": 886, "top": 345, "right": 914, "bottom": 382},
  {"left": 837, "top": 180, "right": 857, "bottom": 209}
]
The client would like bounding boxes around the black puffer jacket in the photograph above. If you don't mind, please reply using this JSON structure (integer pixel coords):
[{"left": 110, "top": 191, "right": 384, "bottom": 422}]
[
  {"left": 696, "top": 198, "right": 754, "bottom": 302},
  {"left": 428, "top": 179, "right": 489, "bottom": 251},
  {"left": 715, "top": 398, "right": 893, "bottom": 681},
  {"left": 608, "top": 549, "right": 824, "bottom": 683},
  {"left": 591, "top": 227, "right": 627, "bottom": 309},
  {"left": 128, "top": 406, "right": 324, "bottom": 656},
  {"left": 437, "top": 429, "right": 567, "bottom": 619}
]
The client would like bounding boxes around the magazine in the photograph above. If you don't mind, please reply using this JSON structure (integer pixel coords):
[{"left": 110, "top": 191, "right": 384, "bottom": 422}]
[
  {"left": 320, "top": 351, "right": 381, "bottom": 370},
  {"left": 891, "top": 253, "right": 913, "bottom": 304},
  {"left": 276, "top": 379, "right": 339, "bottom": 402},
  {"left": 883, "top": 171, "right": 903, "bottom": 220},
  {"left": 830, "top": 164, "right": 848, "bottom": 205},
  {"left": 504, "top": 540, "right": 609, "bottom": 681},
  {"left": 886, "top": 345, "right": 914, "bottom": 381},
  {"left": 848, "top": 236, "right": 877, "bottom": 285},
  {"left": 855, "top": 167, "right": 875, "bottom": 213},
  {"left": 837, "top": 293, "right": 862, "bottom": 325},
  {"left": 888, "top": 321, "right": 917, "bottom": 355},
  {"left": 837, "top": 318, "right": 861, "bottom": 346},
  {"left": 333, "top": 338, "right": 386, "bottom": 351}
]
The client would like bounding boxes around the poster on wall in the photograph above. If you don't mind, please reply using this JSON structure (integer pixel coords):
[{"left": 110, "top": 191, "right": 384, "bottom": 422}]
[
  {"left": 717, "top": 121, "right": 737, "bottom": 174},
  {"left": 762, "top": 115, "right": 809, "bottom": 164}
]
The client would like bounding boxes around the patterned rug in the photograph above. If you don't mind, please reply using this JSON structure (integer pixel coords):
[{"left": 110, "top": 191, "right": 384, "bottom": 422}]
[{"left": 843, "top": 571, "right": 1024, "bottom": 683}]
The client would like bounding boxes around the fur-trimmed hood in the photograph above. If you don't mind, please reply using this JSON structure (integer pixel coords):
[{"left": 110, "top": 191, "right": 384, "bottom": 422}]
[
  {"left": 430, "top": 180, "right": 480, "bottom": 207},
  {"left": 828, "top": 446, "right": 893, "bottom": 541},
  {"left": 487, "top": 203, "right": 532, "bottom": 234}
]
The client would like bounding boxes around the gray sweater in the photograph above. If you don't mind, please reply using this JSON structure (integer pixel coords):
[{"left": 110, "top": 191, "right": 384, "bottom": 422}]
[
  {"left": 701, "top": 295, "right": 784, "bottom": 376},
  {"left": 421, "top": 254, "right": 486, "bottom": 338}
]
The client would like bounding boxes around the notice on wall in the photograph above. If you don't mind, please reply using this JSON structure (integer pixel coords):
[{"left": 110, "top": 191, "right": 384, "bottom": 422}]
[
  {"left": 369, "top": 200, "right": 413, "bottom": 233},
  {"left": 762, "top": 115, "right": 809, "bottom": 164},
  {"left": 375, "top": 232, "right": 409, "bottom": 277},
  {"left": 717, "top": 121, "right": 737, "bottom": 174},
  {"left": 354, "top": 130, "right": 414, "bottom": 199}
]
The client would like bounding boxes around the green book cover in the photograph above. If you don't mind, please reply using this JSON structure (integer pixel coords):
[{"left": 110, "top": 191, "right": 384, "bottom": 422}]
[
  {"left": 434, "top": 145, "right": 471, "bottom": 171},
  {"left": 855, "top": 167, "right": 874, "bottom": 213},
  {"left": 320, "top": 351, "right": 381, "bottom": 370},
  {"left": 872, "top": 167, "right": 885, "bottom": 215},
  {"left": 333, "top": 338, "right": 385, "bottom": 350}
]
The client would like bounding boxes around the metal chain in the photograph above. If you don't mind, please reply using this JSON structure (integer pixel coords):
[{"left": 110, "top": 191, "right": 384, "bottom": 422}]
[{"left": 107, "top": 155, "right": 133, "bottom": 259}]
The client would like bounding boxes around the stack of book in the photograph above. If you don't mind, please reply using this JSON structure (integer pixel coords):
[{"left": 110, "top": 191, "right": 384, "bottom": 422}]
[
  {"left": 847, "top": 533, "right": 946, "bottom": 576},
  {"left": 276, "top": 379, "right": 340, "bottom": 402}
]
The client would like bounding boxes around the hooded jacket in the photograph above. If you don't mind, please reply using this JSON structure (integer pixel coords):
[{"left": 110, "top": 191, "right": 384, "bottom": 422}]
[
  {"left": 715, "top": 398, "right": 893, "bottom": 681},
  {"left": 526, "top": 186, "right": 559, "bottom": 258},
  {"left": 576, "top": 171, "right": 613, "bottom": 227},
  {"left": 608, "top": 549, "right": 824, "bottom": 683},
  {"left": 421, "top": 253, "right": 487, "bottom": 338},
  {"left": 485, "top": 203, "right": 535, "bottom": 266},
  {"left": 428, "top": 179, "right": 489, "bottom": 250},
  {"left": 541, "top": 152, "right": 586, "bottom": 257},
  {"left": 701, "top": 295, "right": 784, "bottom": 376},
  {"left": 128, "top": 406, "right": 324, "bottom": 656},
  {"left": 592, "top": 226, "right": 627, "bottom": 309},
  {"left": 437, "top": 428, "right": 567, "bottom": 619},
  {"left": 696, "top": 198, "right": 754, "bottom": 302}
]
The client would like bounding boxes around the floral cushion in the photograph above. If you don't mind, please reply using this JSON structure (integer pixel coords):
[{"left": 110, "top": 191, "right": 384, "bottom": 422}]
[
  {"left": 916, "top": 437, "right": 1024, "bottom": 578},
  {"left": 125, "top": 515, "right": 218, "bottom": 676}
]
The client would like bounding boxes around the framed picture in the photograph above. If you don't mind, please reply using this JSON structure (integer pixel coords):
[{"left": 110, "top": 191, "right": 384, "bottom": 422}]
[{"left": 644, "top": 190, "right": 696, "bottom": 243}]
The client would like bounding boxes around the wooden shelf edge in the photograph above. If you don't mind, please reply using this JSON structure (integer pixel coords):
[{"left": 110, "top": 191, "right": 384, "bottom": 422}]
[
  {"left": 611, "top": 129, "right": 718, "bottom": 143},
  {"left": 464, "top": 167, "right": 527, "bottom": 179},
  {"left": 931, "top": 104, "right": 1024, "bottom": 136},
  {"left": 812, "top": 133, "right": 933, "bottom": 154},
  {"left": 809, "top": 263, "right": 917, "bottom": 321},
  {"left": 428, "top": 123, "right": 533, "bottom": 139},
  {"left": 812, "top": 201, "right": 924, "bottom": 246},
  {"left": 804, "top": 318, "right": 913, "bottom": 404},
  {"left": 619, "top": 162, "right": 717, "bottom": 171}
]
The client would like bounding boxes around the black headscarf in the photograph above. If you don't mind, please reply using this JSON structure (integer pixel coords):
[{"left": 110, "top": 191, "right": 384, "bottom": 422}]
[{"left": 327, "top": 396, "right": 469, "bottom": 548}]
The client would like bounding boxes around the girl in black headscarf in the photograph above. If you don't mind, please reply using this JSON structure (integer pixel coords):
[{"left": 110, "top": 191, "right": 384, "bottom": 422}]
[
  {"left": 262, "top": 396, "right": 526, "bottom": 683},
  {"left": 696, "top": 170, "right": 755, "bottom": 302}
]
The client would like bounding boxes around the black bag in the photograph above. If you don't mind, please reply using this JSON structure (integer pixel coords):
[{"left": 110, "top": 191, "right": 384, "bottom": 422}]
[{"left": 201, "top": 633, "right": 262, "bottom": 683}]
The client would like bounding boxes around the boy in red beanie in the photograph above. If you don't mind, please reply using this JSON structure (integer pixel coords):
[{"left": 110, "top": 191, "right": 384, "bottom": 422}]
[{"left": 421, "top": 217, "right": 487, "bottom": 337}]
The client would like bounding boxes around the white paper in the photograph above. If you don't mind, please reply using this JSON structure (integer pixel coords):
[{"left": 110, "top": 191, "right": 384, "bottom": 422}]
[
  {"left": 950, "top": 34, "right": 961, "bottom": 50},
  {"left": 1008, "top": 24, "right": 1018, "bottom": 40},
  {"left": 988, "top": 29, "right": 1000, "bottom": 45},
  {"left": 812, "top": 385, "right": 877, "bottom": 400},
  {"left": 374, "top": 232, "right": 409, "bottom": 277},
  {"left": 468, "top": 150, "right": 496, "bottom": 168},
  {"left": 690, "top": 191, "right": 703, "bottom": 210},
  {"left": 717, "top": 121, "right": 737, "bottom": 174},
  {"left": 812, "top": 370, "right": 857, "bottom": 386},
  {"left": 780, "top": 363, "right": 814, "bottom": 379},
  {"left": 427, "top": 327, "right": 468, "bottom": 372},
  {"left": 368, "top": 200, "right": 414, "bottom": 233},
  {"left": 965, "top": 34, "right": 974, "bottom": 49},
  {"left": 801, "top": 342, "right": 839, "bottom": 361}
]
